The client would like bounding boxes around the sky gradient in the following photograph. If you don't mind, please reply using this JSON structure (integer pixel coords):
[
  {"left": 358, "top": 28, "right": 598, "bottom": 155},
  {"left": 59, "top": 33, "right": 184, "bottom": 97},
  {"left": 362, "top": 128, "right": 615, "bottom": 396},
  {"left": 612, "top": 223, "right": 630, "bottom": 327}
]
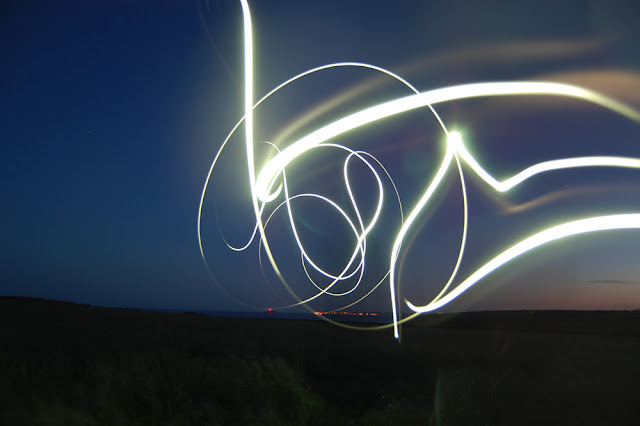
[{"left": 2, "top": 0, "right": 639, "bottom": 314}]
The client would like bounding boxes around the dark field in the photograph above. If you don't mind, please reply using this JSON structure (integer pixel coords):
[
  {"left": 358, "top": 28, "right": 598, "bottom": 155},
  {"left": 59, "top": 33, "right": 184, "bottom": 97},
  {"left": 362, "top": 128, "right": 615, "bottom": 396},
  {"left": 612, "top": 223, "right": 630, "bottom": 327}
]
[{"left": 1, "top": 297, "right": 639, "bottom": 425}]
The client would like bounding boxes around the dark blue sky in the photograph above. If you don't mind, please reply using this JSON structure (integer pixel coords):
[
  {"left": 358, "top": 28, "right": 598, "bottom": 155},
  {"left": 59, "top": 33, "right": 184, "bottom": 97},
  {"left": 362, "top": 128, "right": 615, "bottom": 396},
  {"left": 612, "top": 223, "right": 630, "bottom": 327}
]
[{"left": 2, "top": 0, "right": 639, "bottom": 313}]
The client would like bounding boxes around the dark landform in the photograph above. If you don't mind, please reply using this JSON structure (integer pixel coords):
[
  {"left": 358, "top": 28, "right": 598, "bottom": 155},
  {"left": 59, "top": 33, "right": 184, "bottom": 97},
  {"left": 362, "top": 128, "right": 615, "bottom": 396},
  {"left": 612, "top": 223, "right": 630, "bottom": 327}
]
[{"left": 1, "top": 296, "right": 639, "bottom": 425}]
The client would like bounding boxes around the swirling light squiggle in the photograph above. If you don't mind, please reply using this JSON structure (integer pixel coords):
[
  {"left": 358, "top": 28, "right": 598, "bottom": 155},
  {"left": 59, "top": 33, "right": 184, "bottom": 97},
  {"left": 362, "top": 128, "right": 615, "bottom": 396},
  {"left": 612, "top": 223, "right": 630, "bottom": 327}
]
[{"left": 198, "top": 0, "right": 640, "bottom": 339}]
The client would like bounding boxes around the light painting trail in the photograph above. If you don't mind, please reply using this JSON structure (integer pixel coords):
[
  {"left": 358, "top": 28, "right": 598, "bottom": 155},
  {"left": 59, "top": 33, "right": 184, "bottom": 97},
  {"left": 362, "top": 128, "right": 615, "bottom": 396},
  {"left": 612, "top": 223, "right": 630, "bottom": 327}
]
[{"left": 199, "top": 0, "right": 640, "bottom": 339}]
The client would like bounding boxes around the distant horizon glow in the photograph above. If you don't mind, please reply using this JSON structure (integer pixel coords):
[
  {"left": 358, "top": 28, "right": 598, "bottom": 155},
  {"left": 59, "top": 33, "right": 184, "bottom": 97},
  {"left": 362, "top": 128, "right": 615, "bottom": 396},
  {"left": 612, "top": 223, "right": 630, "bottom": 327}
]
[{"left": 198, "top": 0, "right": 640, "bottom": 338}]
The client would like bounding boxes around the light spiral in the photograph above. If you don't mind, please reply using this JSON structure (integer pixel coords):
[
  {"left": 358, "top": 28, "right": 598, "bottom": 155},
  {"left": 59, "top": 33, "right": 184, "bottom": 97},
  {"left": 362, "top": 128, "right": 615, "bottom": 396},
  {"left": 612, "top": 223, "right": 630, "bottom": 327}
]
[{"left": 198, "top": 0, "right": 640, "bottom": 338}]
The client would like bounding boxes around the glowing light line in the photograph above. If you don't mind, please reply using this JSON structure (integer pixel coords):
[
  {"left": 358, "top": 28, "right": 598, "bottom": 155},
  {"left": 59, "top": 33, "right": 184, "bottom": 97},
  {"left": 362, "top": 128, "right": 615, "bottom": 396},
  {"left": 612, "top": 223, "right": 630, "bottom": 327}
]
[
  {"left": 257, "top": 142, "right": 398, "bottom": 307},
  {"left": 282, "top": 146, "right": 384, "bottom": 284},
  {"left": 389, "top": 132, "right": 640, "bottom": 338},
  {"left": 200, "top": 1, "right": 640, "bottom": 339},
  {"left": 198, "top": 63, "right": 433, "bottom": 253},
  {"left": 198, "top": 1, "right": 441, "bottom": 314},
  {"left": 196, "top": 25, "right": 444, "bottom": 303},
  {"left": 255, "top": 81, "right": 640, "bottom": 202},
  {"left": 406, "top": 214, "right": 640, "bottom": 313},
  {"left": 389, "top": 137, "right": 456, "bottom": 338},
  {"left": 454, "top": 139, "right": 640, "bottom": 192},
  {"left": 430, "top": 153, "right": 469, "bottom": 305}
]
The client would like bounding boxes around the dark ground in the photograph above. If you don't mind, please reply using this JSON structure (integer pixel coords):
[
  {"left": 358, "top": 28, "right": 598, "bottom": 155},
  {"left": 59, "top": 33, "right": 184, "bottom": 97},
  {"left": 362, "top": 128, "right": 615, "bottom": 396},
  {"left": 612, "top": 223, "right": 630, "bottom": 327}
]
[{"left": 1, "top": 296, "right": 639, "bottom": 425}]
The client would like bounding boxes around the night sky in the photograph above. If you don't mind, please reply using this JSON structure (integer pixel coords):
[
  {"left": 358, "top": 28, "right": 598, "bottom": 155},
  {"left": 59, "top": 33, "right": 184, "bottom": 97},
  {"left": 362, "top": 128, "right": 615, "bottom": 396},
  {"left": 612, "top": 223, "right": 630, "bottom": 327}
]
[{"left": 2, "top": 0, "right": 639, "bottom": 314}]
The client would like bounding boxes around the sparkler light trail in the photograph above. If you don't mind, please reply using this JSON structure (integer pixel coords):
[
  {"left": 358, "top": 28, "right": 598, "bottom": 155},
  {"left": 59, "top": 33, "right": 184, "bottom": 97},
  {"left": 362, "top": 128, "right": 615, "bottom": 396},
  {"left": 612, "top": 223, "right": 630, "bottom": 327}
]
[{"left": 199, "top": 0, "right": 640, "bottom": 339}]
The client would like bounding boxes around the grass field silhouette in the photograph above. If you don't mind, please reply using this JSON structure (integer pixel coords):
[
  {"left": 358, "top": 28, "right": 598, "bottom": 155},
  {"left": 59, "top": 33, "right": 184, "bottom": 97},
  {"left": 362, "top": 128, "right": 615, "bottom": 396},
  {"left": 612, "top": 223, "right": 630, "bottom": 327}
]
[{"left": 1, "top": 297, "right": 639, "bottom": 425}]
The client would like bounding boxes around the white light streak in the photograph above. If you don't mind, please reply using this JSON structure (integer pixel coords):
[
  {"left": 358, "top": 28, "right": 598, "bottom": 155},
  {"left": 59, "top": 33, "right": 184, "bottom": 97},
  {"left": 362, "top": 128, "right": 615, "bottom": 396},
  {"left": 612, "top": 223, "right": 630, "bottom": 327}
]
[
  {"left": 406, "top": 214, "right": 640, "bottom": 313},
  {"left": 254, "top": 82, "right": 640, "bottom": 202},
  {"left": 200, "top": 1, "right": 640, "bottom": 339}
]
